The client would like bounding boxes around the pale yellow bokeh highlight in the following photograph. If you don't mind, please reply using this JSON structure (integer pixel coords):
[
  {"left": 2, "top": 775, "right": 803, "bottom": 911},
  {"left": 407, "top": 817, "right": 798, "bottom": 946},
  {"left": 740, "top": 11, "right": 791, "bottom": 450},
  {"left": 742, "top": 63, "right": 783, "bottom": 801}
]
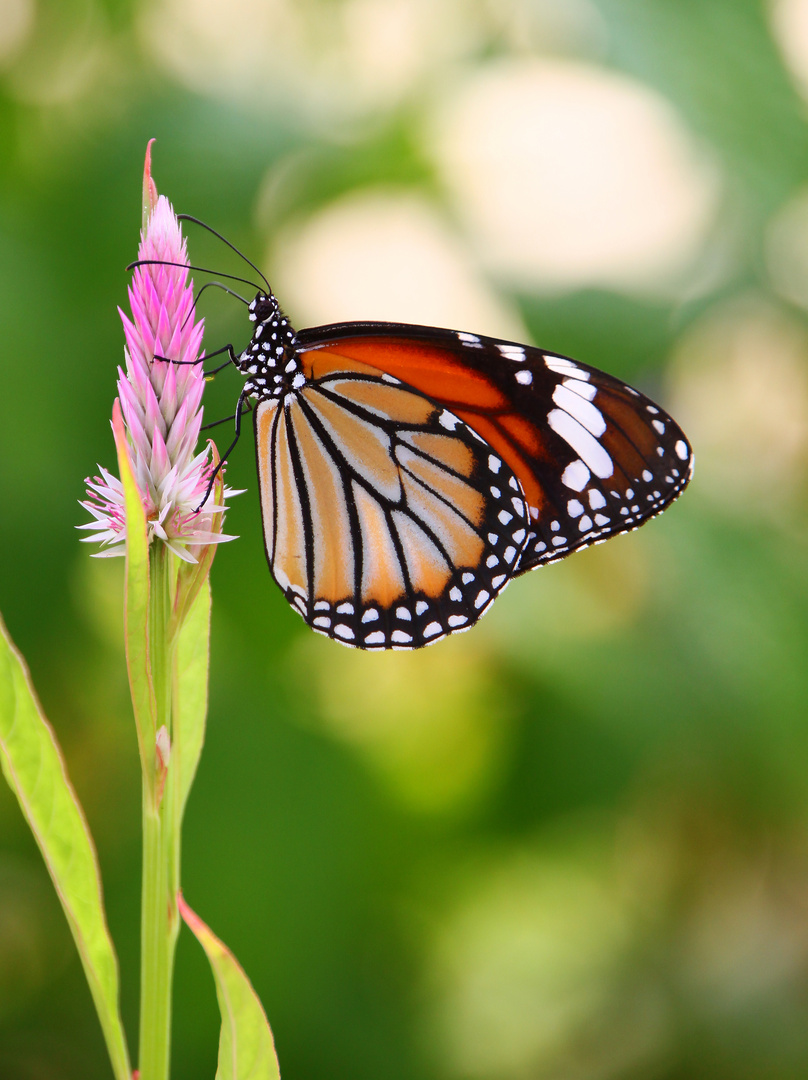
[
  {"left": 428, "top": 59, "right": 720, "bottom": 294},
  {"left": 0, "top": 0, "right": 35, "bottom": 67},
  {"left": 429, "top": 835, "right": 667, "bottom": 1079},
  {"left": 271, "top": 188, "right": 525, "bottom": 338},
  {"left": 484, "top": 538, "right": 651, "bottom": 663},
  {"left": 770, "top": 0, "right": 808, "bottom": 99},
  {"left": 140, "top": 0, "right": 478, "bottom": 118},
  {"left": 766, "top": 187, "right": 808, "bottom": 310},
  {"left": 298, "top": 634, "right": 512, "bottom": 816},
  {"left": 428, "top": 807, "right": 808, "bottom": 1080},
  {"left": 5, "top": 0, "right": 107, "bottom": 105},
  {"left": 669, "top": 295, "right": 808, "bottom": 513},
  {"left": 479, "top": 0, "right": 607, "bottom": 57}
]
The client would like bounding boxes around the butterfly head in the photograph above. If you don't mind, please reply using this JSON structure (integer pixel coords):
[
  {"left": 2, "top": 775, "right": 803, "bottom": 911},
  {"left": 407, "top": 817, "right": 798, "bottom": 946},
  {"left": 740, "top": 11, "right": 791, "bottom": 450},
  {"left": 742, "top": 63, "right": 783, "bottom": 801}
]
[
  {"left": 239, "top": 291, "right": 304, "bottom": 400},
  {"left": 249, "top": 291, "right": 280, "bottom": 324}
]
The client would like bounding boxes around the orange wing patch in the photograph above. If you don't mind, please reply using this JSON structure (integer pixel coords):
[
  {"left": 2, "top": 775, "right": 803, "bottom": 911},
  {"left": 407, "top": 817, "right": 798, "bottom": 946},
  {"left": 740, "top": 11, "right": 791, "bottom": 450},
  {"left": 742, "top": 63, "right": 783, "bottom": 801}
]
[
  {"left": 288, "top": 400, "right": 356, "bottom": 603},
  {"left": 353, "top": 482, "right": 406, "bottom": 607},
  {"left": 391, "top": 511, "right": 452, "bottom": 597},
  {"left": 269, "top": 406, "right": 308, "bottom": 596},
  {"left": 325, "top": 378, "right": 435, "bottom": 424},
  {"left": 396, "top": 447, "right": 484, "bottom": 526},
  {"left": 255, "top": 400, "right": 279, "bottom": 560},
  {"left": 401, "top": 431, "right": 475, "bottom": 477},
  {"left": 309, "top": 341, "right": 507, "bottom": 410}
]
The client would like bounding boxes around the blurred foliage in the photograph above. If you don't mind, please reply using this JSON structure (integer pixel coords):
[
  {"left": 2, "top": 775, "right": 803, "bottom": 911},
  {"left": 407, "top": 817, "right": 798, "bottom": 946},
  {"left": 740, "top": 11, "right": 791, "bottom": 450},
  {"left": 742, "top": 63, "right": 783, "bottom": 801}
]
[{"left": 2, "top": 1, "right": 808, "bottom": 1079}]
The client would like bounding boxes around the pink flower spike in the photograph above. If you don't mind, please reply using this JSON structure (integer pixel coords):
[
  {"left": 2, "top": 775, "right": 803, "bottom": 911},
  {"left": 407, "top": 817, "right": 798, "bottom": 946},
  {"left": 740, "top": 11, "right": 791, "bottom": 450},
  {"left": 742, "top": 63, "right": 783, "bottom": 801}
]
[{"left": 80, "top": 158, "right": 240, "bottom": 563}]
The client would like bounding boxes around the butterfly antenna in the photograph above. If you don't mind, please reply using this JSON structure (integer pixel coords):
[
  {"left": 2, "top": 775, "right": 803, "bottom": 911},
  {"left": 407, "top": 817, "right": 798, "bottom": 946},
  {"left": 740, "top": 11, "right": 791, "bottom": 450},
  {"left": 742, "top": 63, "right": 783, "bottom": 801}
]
[
  {"left": 177, "top": 214, "right": 272, "bottom": 294},
  {"left": 126, "top": 258, "right": 262, "bottom": 294},
  {"left": 180, "top": 281, "right": 249, "bottom": 333}
]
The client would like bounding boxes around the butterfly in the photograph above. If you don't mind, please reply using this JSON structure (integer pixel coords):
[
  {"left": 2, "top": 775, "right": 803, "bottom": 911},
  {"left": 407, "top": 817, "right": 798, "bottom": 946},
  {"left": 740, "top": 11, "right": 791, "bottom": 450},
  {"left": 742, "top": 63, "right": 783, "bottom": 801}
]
[{"left": 212, "top": 287, "right": 693, "bottom": 650}]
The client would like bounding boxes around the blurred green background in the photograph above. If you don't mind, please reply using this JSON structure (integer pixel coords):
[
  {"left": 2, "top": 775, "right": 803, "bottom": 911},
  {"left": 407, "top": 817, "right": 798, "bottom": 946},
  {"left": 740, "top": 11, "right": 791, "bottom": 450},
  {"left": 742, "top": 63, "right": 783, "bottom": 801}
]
[{"left": 2, "top": 0, "right": 808, "bottom": 1077}]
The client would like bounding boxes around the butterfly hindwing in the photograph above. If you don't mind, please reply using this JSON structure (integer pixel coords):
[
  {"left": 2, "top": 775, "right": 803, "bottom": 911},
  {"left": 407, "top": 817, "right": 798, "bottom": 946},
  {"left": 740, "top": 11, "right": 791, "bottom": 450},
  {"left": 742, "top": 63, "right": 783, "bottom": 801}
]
[{"left": 253, "top": 371, "right": 531, "bottom": 649}]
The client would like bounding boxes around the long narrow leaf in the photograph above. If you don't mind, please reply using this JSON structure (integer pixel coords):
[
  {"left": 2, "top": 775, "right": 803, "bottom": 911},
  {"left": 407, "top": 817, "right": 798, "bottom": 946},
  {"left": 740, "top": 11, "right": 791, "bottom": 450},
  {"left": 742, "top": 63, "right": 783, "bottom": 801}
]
[
  {"left": 0, "top": 613, "right": 132, "bottom": 1080},
  {"left": 178, "top": 894, "right": 281, "bottom": 1080},
  {"left": 174, "top": 578, "right": 211, "bottom": 826}
]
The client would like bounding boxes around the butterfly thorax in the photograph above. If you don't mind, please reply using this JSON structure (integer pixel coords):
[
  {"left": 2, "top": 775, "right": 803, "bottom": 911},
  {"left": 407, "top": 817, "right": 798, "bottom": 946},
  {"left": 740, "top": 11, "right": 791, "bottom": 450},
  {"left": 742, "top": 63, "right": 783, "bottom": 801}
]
[{"left": 237, "top": 292, "right": 305, "bottom": 402}]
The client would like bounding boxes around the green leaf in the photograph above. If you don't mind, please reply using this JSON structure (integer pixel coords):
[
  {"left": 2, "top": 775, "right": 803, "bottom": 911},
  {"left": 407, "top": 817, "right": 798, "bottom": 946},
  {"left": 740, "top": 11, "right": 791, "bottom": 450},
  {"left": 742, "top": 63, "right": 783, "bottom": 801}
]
[
  {"left": 113, "top": 399, "right": 157, "bottom": 781},
  {"left": 174, "top": 578, "right": 211, "bottom": 826},
  {"left": 0, "top": 612, "right": 132, "bottom": 1080},
  {"left": 178, "top": 894, "right": 281, "bottom": 1080}
]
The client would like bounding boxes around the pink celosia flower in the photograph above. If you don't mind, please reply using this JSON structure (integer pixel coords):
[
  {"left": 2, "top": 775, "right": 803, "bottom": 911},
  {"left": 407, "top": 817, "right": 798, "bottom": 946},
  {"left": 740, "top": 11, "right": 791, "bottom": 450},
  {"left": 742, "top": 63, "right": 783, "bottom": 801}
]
[{"left": 79, "top": 193, "right": 238, "bottom": 562}]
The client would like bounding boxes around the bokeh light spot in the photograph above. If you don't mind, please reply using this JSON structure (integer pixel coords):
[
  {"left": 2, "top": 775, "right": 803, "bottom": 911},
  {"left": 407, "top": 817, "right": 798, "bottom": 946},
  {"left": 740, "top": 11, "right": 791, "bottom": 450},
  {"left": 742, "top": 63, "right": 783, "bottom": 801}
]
[
  {"left": 271, "top": 188, "right": 525, "bottom": 337},
  {"left": 298, "top": 635, "right": 512, "bottom": 816},
  {"left": 0, "top": 0, "right": 35, "bottom": 68},
  {"left": 428, "top": 59, "right": 720, "bottom": 294},
  {"left": 669, "top": 295, "right": 808, "bottom": 515}
]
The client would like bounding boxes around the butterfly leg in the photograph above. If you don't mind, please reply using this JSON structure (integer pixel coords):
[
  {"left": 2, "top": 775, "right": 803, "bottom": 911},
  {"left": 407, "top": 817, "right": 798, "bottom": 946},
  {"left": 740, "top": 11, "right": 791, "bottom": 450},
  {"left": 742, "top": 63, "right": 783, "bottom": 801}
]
[
  {"left": 200, "top": 400, "right": 253, "bottom": 431},
  {"left": 193, "top": 385, "right": 251, "bottom": 511},
  {"left": 152, "top": 342, "right": 240, "bottom": 377}
]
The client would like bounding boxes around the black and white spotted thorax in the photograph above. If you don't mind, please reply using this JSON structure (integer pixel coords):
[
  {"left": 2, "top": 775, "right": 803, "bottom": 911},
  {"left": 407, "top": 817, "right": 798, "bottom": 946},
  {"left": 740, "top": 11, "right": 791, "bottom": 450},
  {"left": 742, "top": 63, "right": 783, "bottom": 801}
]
[{"left": 238, "top": 292, "right": 305, "bottom": 401}]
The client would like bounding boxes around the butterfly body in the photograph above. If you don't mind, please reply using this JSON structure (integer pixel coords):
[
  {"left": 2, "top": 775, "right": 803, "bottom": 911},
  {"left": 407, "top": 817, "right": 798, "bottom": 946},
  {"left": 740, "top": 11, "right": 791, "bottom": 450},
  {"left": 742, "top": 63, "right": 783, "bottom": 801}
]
[{"left": 233, "top": 291, "right": 692, "bottom": 649}]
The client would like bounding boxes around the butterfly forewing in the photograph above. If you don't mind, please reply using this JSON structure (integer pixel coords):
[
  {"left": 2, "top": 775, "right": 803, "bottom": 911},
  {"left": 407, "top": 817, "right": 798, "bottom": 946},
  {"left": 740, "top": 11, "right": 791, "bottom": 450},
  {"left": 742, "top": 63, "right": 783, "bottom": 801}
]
[
  {"left": 254, "top": 371, "right": 531, "bottom": 649},
  {"left": 296, "top": 322, "right": 693, "bottom": 574}
]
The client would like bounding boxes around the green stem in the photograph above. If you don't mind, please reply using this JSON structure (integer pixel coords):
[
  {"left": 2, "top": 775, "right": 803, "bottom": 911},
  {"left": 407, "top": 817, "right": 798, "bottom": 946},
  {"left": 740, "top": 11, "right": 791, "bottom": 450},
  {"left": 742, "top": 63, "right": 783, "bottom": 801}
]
[{"left": 139, "top": 548, "right": 180, "bottom": 1080}]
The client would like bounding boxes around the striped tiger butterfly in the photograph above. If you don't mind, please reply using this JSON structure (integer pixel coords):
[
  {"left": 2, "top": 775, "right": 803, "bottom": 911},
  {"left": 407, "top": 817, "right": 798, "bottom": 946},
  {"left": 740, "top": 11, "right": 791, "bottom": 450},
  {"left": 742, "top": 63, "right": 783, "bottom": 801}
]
[{"left": 141, "top": 233, "right": 694, "bottom": 651}]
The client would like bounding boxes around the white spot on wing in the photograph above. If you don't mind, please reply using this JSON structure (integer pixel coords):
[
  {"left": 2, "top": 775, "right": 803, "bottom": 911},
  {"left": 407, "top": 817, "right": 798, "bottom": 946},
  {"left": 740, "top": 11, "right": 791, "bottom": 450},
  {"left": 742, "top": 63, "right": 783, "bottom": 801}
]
[
  {"left": 545, "top": 355, "right": 590, "bottom": 380},
  {"left": 552, "top": 384, "right": 606, "bottom": 436},
  {"left": 497, "top": 343, "right": 526, "bottom": 361},
  {"left": 563, "top": 378, "right": 597, "bottom": 401},
  {"left": 675, "top": 440, "right": 689, "bottom": 460},
  {"left": 515, "top": 369, "right": 533, "bottom": 385},
  {"left": 548, "top": 410, "right": 614, "bottom": 478},
  {"left": 561, "top": 459, "right": 590, "bottom": 491}
]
